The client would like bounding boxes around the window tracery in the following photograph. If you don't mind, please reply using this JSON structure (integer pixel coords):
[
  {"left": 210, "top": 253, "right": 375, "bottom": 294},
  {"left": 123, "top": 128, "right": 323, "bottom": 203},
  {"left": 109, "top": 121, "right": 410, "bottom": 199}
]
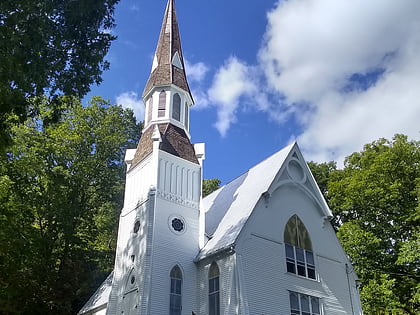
[{"left": 284, "top": 215, "right": 316, "bottom": 279}]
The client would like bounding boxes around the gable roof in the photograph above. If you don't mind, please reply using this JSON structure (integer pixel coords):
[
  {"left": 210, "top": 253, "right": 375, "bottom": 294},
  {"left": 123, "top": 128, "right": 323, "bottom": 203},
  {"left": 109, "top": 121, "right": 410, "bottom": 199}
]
[
  {"left": 196, "top": 142, "right": 333, "bottom": 261},
  {"left": 78, "top": 272, "right": 113, "bottom": 314},
  {"left": 197, "top": 143, "right": 295, "bottom": 260}
]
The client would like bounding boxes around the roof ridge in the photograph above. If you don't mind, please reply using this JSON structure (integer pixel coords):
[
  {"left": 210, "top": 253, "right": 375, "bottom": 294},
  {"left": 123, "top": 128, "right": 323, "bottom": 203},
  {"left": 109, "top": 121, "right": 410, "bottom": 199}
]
[
  {"left": 203, "top": 142, "right": 296, "bottom": 199},
  {"left": 198, "top": 142, "right": 297, "bottom": 260}
]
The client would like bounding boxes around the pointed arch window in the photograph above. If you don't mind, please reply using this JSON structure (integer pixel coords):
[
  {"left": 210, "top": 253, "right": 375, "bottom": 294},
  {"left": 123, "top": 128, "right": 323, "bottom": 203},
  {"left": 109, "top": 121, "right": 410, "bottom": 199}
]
[
  {"left": 170, "top": 266, "right": 182, "bottom": 315},
  {"left": 208, "top": 262, "right": 220, "bottom": 315},
  {"left": 184, "top": 102, "right": 189, "bottom": 129},
  {"left": 147, "top": 97, "right": 153, "bottom": 123},
  {"left": 284, "top": 215, "right": 316, "bottom": 279},
  {"left": 158, "top": 90, "right": 166, "bottom": 117},
  {"left": 172, "top": 93, "right": 181, "bottom": 121}
]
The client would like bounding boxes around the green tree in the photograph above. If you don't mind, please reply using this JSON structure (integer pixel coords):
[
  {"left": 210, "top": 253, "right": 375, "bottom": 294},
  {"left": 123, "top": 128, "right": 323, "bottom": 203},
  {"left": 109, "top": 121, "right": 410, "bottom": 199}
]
[
  {"left": 307, "top": 161, "right": 336, "bottom": 199},
  {"left": 328, "top": 135, "right": 420, "bottom": 314},
  {"left": 0, "top": 96, "right": 140, "bottom": 314},
  {"left": 0, "top": 0, "right": 120, "bottom": 148},
  {"left": 203, "top": 178, "right": 221, "bottom": 197}
]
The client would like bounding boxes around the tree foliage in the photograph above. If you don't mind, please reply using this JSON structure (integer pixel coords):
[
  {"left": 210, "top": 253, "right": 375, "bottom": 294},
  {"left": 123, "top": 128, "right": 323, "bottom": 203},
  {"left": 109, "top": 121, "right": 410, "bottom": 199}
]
[
  {"left": 0, "top": 97, "right": 140, "bottom": 314},
  {"left": 307, "top": 161, "right": 336, "bottom": 199},
  {"left": 0, "top": 0, "right": 120, "bottom": 148},
  {"left": 203, "top": 178, "right": 221, "bottom": 197},
  {"left": 310, "top": 135, "right": 420, "bottom": 314}
]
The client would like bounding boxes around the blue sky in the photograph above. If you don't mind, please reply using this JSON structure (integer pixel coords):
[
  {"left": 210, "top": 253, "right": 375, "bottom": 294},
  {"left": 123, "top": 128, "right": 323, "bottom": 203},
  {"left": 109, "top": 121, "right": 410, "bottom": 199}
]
[{"left": 86, "top": 0, "right": 420, "bottom": 184}]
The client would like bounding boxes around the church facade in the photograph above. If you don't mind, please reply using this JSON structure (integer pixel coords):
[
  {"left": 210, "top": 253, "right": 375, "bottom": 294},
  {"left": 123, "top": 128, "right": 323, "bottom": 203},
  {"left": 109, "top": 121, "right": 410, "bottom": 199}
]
[{"left": 79, "top": 1, "right": 363, "bottom": 314}]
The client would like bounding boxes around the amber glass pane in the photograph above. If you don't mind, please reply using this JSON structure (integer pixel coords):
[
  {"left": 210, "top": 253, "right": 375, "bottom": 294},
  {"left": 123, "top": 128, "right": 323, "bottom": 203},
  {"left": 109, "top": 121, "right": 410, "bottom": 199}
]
[
  {"left": 297, "top": 217, "right": 312, "bottom": 250},
  {"left": 284, "top": 215, "right": 298, "bottom": 246},
  {"left": 209, "top": 262, "right": 219, "bottom": 279},
  {"left": 170, "top": 266, "right": 182, "bottom": 279}
]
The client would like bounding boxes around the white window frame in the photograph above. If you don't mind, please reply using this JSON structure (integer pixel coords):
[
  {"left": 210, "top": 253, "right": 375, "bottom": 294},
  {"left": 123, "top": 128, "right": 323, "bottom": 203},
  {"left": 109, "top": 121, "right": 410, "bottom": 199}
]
[
  {"left": 172, "top": 93, "right": 181, "bottom": 121},
  {"left": 158, "top": 90, "right": 166, "bottom": 118},
  {"left": 169, "top": 266, "right": 182, "bottom": 315},
  {"left": 208, "top": 262, "right": 220, "bottom": 315},
  {"left": 285, "top": 243, "right": 316, "bottom": 279},
  {"left": 289, "top": 291, "right": 321, "bottom": 315},
  {"left": 284, "top": 215, "right": 316, "bottom": 280}
]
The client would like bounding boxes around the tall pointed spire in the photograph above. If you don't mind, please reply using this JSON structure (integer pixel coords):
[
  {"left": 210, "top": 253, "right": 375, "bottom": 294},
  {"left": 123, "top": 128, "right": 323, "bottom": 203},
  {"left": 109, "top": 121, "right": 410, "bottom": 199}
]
[{"left": 143, "top": 0, "right": 193, "bottom": 101}]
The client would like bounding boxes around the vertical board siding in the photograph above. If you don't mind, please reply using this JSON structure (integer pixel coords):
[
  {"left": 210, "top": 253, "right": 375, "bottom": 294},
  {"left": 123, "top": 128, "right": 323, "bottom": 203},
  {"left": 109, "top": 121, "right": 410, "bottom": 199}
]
[
  {"left": 157, "top": 151, "right": 201, "bottom": 209},
  {"left": 124, "top": 157, "right": 152, "bottom": 209},
  {"left": 139, "top": 150, "right": 202, "bottom": 314}
]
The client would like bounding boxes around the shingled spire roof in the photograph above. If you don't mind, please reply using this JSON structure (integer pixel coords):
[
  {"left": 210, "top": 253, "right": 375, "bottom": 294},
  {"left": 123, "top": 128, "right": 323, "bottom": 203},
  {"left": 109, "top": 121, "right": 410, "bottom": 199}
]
[{"left": 143, "top": 0, "right": 193, "bottom": 101}]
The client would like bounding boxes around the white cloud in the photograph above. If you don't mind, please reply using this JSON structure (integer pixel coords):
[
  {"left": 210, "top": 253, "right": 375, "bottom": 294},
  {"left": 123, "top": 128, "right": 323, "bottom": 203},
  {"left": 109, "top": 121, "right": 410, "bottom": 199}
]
[
  {"left": 204, "top": 0, "right": 420, "bottom": 164},
  {"left": 258, "top": 0, "right": 420, "bottom": 164},
  {"left": 208, "top": 57, "right": 256, "bottom": 137},
  {"left": 185, "top": 59, "right": 209, "bottom": 83},
  {"left": 191, "top": 88, "right": 211, "bottom": 110},
  {"left": 116, "top": 91, "right": 145, "bottom": 122}
]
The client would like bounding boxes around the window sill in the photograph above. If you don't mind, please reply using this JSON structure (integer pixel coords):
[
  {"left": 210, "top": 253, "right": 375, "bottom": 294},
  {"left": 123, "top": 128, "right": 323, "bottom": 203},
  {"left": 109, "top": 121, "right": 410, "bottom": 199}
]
[{"left": 285, "top": 271, "right": 319, "bottom": 283}]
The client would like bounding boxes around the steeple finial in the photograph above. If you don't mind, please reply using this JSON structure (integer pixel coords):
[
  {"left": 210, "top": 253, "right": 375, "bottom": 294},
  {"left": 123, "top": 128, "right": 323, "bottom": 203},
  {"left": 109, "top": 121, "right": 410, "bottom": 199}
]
[{"left": 143, "top": 0, "right": 193, "bottom": 101}]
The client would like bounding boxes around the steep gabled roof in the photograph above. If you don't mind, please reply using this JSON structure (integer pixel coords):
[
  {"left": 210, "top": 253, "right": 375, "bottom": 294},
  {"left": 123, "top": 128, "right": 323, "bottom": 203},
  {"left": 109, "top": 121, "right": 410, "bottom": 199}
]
[
  {"left": 78, "top": 272, "right": 113, "bottom": 315},
  {"left": 197, "top": 143, "right": 295, "bottom": 260},
  {"left": 142, "top": 0, "right": 193, "bottom": 101},
  {"left": 197, "top": 142, "right": 333, "bottom": 261}
]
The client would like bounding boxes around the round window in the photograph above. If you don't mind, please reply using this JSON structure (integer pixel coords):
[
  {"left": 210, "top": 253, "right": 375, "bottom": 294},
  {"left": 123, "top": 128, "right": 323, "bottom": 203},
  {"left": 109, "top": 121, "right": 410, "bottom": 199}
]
[
  {"left": 130, "top": 275, "right": 136, "bottom": 285},
  {"left": 168, "top": 215, "right": 186, "bottom": 235},
  {"left": 171, "top": 218, "right": 184, "bottom": 232}
]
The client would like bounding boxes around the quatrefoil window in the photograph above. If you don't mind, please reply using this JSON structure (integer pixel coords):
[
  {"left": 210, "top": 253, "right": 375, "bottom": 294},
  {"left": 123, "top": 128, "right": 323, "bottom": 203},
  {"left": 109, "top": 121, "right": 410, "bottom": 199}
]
[{"left": 171, "top": 218, "right": 184, "bottom": 232}]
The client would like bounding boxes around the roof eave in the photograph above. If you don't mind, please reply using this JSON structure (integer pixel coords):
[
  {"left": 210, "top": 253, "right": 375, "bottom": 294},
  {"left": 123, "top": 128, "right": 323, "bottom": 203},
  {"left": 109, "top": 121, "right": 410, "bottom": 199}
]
[{"left": 194, "top": 244, "right": 236, "bottom": 263}]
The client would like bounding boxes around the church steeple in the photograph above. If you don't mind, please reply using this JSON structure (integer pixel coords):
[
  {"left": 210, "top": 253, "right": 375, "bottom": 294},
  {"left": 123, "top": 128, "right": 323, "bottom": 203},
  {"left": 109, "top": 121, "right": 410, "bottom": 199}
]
[
  {"left": 132, "top": 0, "right": 199, "bottom": 168},
  {"left": 84, "top": 2, "right": 206, "bottom": 314},
  {"left": 143, "top": 0, "right": 193, "bottom": 101}
]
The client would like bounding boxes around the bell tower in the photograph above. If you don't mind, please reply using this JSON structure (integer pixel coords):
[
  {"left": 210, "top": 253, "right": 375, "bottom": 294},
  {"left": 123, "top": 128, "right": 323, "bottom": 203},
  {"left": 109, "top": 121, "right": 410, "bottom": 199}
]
[
  {"left": 106, "top": 1, "right": 205, "bottom": 314},
  {"left": 142, "top": 0, "right": 194, "bottom": 137}
]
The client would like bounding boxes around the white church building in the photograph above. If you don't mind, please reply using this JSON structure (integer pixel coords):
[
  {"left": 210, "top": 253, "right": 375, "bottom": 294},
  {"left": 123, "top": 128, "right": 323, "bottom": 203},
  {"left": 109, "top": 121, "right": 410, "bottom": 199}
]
[{"left": 79, "top": 1, "right": 363, "bottom": 314}]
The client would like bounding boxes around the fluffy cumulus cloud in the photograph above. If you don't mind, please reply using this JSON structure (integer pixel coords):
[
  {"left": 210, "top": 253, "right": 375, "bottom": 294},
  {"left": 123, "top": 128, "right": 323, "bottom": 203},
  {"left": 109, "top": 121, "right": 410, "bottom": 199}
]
[
  {"left": 207, "top": 0, "right": 420, "bottom": 163},
  {"left": 184, "top": 59, "right": 212, "bottom": 109},
  {"left": 185, "top": 59, "right": 209, "bottom": 83},
  {"left": 208, "top": 57, "right": 256, "bottom": 137},
  {"left": 116, "top": 91, "right": 145, "bottom": 122}
]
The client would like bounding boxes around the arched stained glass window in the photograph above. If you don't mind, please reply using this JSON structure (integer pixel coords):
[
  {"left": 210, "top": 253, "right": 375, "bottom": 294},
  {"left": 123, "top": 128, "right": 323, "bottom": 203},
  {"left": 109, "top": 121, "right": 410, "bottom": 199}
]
[
  {"left": 208, "top": 262, "right": 220, "bottom": 315},
  {"left": 158, "top": 90, "right": 166, "bottom": 117},
  {"left": 172, "top": 93, "right": 181, "bottom": 121},
  {"left": 284, "top": 215, "right": 316, "bottom": 279},
  {"left": 284, "top": 215, "right": 312, "bottom": 250},
  {"left": 170, "top": 266, "right": 182, "bottom": 315}
]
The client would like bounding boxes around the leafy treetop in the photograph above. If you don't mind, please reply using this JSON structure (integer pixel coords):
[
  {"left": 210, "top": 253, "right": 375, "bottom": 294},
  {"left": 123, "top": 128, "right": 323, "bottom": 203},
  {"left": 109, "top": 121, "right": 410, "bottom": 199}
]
[{"left": 0, "top": 0, "right": 120, "bottom": 148}]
